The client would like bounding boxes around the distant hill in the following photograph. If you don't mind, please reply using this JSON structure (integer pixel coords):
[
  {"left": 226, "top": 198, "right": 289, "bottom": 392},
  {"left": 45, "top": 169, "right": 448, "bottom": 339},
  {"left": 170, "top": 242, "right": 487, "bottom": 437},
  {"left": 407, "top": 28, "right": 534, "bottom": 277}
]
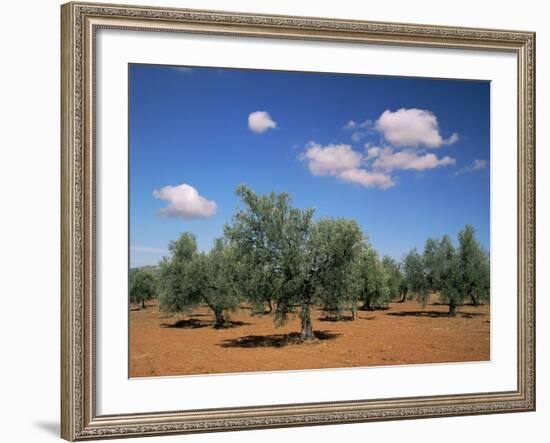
[{"left": 129, "top": 265, "right": 161, "bottom": 282}]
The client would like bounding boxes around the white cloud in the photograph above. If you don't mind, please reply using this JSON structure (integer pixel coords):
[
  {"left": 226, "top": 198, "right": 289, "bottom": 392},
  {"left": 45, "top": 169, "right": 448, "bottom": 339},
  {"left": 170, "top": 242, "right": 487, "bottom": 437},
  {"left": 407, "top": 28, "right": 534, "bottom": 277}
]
[
  {"left": 301, "top": 142, "right": 394, "bottom": 189},
  {"left": 248, "top": 111, "right": 277, "bottom": 133},
  {"left": 153, "top": 183, "right": 217, "bottom": 219},
  {"left": 344, "top": 119, "right": 372, "bottom": 130},
  {"left": 339, "top": 168, "right": 395, "bottom": 189},
  {"left": 301, "top": 142, "right": 362, "bottom": 176},
  {"left": 344, "top": 119, "right": 374, "bottom": 143},
  {"left": 454, "top": 158, "right": 488, "bottom": 175},
  {"left": 471, "top": 159, "right": 488, "bottom": 170},
  {"left": 445, "top": 133, "right": 460, "bottom": 145},
  {"left": 372, "top": 148, "right": 456, "bottom": 172},
  {"left": 365, "top": 146, "right": 382, "bottom": 160},
  {"left": 375, "top": 108, "right": 459, "bottom": 148}
]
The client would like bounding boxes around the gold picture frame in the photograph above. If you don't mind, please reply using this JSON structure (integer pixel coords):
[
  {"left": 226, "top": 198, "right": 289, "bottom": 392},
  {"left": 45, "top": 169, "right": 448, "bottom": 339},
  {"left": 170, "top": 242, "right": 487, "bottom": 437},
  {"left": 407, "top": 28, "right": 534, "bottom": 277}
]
[{"left": 61, "top": 2, "right": 536, "bottom": 440}]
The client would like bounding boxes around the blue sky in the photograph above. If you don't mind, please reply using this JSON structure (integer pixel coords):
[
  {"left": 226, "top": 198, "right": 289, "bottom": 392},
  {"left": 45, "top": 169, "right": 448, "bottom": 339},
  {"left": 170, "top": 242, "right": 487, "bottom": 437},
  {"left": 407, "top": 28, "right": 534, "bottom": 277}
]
[{"left": 129, "top": 64, "right": 490, "bottom": 268}]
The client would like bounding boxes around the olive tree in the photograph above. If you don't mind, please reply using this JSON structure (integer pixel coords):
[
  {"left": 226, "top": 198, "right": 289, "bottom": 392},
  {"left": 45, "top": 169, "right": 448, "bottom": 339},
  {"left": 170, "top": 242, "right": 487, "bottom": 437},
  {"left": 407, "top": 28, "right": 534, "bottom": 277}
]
[
  {"left": 130, "top": 268, "right": 157, "bottom": 309},
  {"left": 423, "top": 237, "right": 442, "bottom": 292},
  {"left": 158, "top": 232, "right": 199, "bottom": 315},
  {"left": 158, "top": 233, "right": 241, "bottom": 328},
  {"left": 441, "top": 225, "right": 490, "bottom": 312},
  {"left": 225, "top": 185, "right": 363, "bottom": 341},
  {"left": 423, "top": 235, "right": 455, "bottom": 293},
  {"left": 196, "top": 238, "right": 243, "bottom": 327},
  {"left": 473, "top": 249, "right": 490, "bottom": 306},
  {"left": 439, "top": 226, "right": 490, "bottom": 316},
  {"left": 397, "top": 279, "right": 409, "bottom": 303},
  {"left": 459, "top": 225, "right": 490, "bottom": 306},
  {"left": 312, "top": 219, "right": 365, "bottom": 321},
  {"left": 352, "top": 245, "right": 391, "bottom": 311},
  {"left": 382, "top": 255, "right": 403, "bottom": 302},
  {"left": 402, "top": 248, "right": 429, "bottom": 305}
]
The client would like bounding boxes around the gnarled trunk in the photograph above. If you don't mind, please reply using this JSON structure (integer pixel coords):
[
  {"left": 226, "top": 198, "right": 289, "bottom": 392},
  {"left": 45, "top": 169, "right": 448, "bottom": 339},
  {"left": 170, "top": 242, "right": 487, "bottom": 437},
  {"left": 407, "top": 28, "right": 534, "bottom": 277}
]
[
  {"left": 300, "top": 304, "right": 315, "bottom": 341},
  {"left": 448, "top": 301, "right": 458, "bottom": 317},
  {"left": 470, "top": 294, "right": 480, "bottom": 306},
  {"left": 213, "top": 307, "right": 225, "bottom": 328},
  {"left": 351, "top": 306, "right": 357, "bottom": 321},
  {"left": 399, "top": 290, "right": 407, "bottom": 303},
  {"left": 361, "top": 297, "right": 374, "bottom": 311},
  {"left": 267, "top": 299, "right": 273, "bottom": 313},
  {"left": 141, "top": 299, "right": 146, "bottom": 309}
]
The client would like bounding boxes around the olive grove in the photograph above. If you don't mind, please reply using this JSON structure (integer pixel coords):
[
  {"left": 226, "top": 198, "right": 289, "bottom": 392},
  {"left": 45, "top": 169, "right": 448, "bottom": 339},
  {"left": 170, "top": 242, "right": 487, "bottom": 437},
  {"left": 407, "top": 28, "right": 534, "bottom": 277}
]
[{"left": 139, "top": 186, "right": 490, "bottom": 339}]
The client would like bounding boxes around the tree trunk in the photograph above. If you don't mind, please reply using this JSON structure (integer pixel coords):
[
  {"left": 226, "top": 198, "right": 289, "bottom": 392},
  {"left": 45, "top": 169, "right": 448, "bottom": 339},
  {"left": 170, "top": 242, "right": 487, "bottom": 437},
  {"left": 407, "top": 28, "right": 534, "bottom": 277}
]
[
  {"left": 300, "top": 304, "right": 315, "bottom": 341},
  {"left": 399, "top": 290, "right": 407, "bottom": 303},
  {"left": 141, "top": 299, "right": 145, "bottom": 309},
  {"left": 470, "top": 294, "right": 480, "bottom": 306},
  {"left": 213, "top": 307, "right": 225, "bottom": 328},
  {"left": 361, "top": 297, "right": 373, "bottom": 311},
  {"left": 351, "top": 306, "right": 357, "bottom": 321},
  {"left": 267, "top": 299, "right": 273, "bottom": 313},
  {"left": 448, "top": 301, "right": 457, "bottom": 317}
]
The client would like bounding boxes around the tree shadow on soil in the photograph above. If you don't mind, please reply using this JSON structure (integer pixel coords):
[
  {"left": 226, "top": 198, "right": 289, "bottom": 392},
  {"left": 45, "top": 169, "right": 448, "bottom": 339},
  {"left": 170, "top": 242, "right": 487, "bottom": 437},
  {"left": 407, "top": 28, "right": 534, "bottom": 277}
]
[
  {"left": 319, "top": 315, "right": 355, "bottom": 322},
  {"left": 221, "top": 320, "right": 253, "bottom": 328},
  {"left": 431, "top": 302, "right": 487, "bottom": 307},
  {"left": 386, "top": 311, "right": 485, "bottom": 319},
  {"left": 319, "top": 315, "right": 376, "bottom": 322},
  {"left": 161, "top": 318, "right": 210, "bottom": 329},
  {"left": 219, "top": 330, "right": 340, "bottom": 348},
  {"left": 161, "top": 319, "right": 252, "bottom": 329}
]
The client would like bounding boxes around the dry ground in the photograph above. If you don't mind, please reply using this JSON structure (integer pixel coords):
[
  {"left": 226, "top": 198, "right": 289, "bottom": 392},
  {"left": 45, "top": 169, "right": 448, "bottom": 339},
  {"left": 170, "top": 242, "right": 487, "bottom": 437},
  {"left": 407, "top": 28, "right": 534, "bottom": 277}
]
[{"left": 130, "top": 297, "right": 490, "bottom": 377}]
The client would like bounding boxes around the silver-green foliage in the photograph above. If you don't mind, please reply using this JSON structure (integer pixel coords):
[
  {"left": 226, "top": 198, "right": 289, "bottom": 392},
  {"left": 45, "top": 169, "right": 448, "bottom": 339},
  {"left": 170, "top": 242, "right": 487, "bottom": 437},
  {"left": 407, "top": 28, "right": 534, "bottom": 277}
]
[
  {"left": 423, "top": 235, "right": 455, "bottom": 293},
  {"left": 351, "top": 245, "right": 391, "bottom": 311},
  {"left": 129, "top": 268, "right": 157, "bottom": 309},
  {"left": 440, "top": 225, "right": 490, "bottom": 315},
  {"left": 225, "top": 185, "right": 363, "bottom": 340},
  {"left": 402, "top": 248, "right": 429, "bottom": 305},
  {"left": 311, "top": 218, "right": 366, "bottom": 320},
  {"left": 382, "top": 255, "right": 403, "bottom": 302},
  {"left": 158, "top": 233, "right": 241, "bottom": 328},
  {"left": 403, "top": 225, "right": 490, "bottom": 316}
]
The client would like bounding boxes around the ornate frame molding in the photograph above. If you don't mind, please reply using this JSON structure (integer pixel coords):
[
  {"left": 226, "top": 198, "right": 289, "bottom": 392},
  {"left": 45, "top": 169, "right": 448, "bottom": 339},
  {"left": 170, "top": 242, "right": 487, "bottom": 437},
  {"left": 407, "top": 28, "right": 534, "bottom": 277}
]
[{"left": 61, "top": 2, "right": 535, "bottom": 440}]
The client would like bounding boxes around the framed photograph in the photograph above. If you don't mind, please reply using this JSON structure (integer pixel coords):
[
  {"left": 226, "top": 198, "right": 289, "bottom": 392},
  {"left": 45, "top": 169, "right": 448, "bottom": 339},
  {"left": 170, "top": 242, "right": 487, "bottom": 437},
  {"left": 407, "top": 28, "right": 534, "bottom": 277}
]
[{"left": 61, "top": 1, "right": 536, "bottom": 440}]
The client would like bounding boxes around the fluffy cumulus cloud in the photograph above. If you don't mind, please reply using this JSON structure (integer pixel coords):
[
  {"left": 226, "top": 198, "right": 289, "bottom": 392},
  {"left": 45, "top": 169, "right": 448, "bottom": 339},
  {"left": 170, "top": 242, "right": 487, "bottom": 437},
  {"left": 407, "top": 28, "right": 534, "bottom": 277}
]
[
  {"left": 375, "top": 108, "right": 459, "bottom": 148},
  {"left": 301, "top": 142, "right": 362, "bottom": 176},
  {"left": 248, "top": 111, "right": 277, "bottom": 133},
  {"left": 338, "top": 168, "right": 395, "bottom": 190},
  {"left": 301, "top": 142, "right": 395, "bottom": 189},
  {"left": 303, "top": 108, "right": 461, "bottom": 190},
  {"left": 372, "top": 148, "right": 456, "bottom": 172},
  {"left": 153, "top": 183, "right": 217, "bottom": 219}
]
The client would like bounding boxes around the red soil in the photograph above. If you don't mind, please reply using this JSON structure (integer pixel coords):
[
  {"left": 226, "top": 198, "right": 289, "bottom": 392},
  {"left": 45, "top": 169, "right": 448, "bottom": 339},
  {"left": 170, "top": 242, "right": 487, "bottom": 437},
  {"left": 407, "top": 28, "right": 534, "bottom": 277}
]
[{"left": 130, "top": 297, "right": 490, "bottom": 377}]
